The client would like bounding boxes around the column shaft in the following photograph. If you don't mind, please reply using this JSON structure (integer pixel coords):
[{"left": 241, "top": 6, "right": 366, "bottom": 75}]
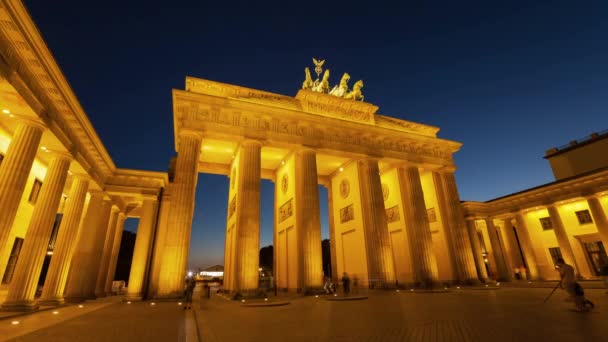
[
  {"left": 1, "top": 154, "right": 70, "bottom": 311},
  {"left": 432, "top": 172, "right": 458, "bottom": 281},
  {"left": 147, "top": 191, "right": 171, "bottom": 298},
  {"left": 157, "top": 133, "right": 201, "bottom": 297},
  {"left": 295, "top": 149, "right": 323, "bottom": 290},
  {"left": 126, "top": 199, "right": 159, "bottom": 300},
  {"left": 104, "top": 213, "right": 126, "bottom": 294},
  {"left": 65, "top": 196, "right": 111, "bottom": 301},
  {"left": 547, "top": 205, "right": 578, "bottom": 272},
  {"left": 95, "top": 208, "right": 120, "bottom": 297},
  {"left": 587, "top": 196, "right": 608, "bottom": 249},
  {"left": 233, "top": 141, "right": 261, "bottom": 293},
  {"left": 465, "top": 219, "right": 488, "bottom": 282},
  {"left": 485, "top": 218, "right": 511, "bottom": 281},
  {"left": 358, "top": 159, "right": 395, "bottom": 286},
  {"left": 514, "top": 213, "right": 539, "bottom": 280},
  {"left": 39, "top": 176, "right": 89, "bottom": 305},
  {"left": 0, "top": 121, "right": 44, "bottom": 282},
  {"left": 398, "top": 166, "right": 437, "bottom": 286},
  {"left": 439, "top": 172, "right": 478, "bottom": 283}
]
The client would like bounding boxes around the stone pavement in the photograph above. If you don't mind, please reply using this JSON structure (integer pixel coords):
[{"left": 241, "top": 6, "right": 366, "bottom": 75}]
[
  {"left": 195, "top": 287, "right": 608, "bottom": 342},
  {"left": 1, "top": 286, "right": 607, "bottom": 341},
  {"left": 0, "top": 296, "right": 197, "bottom": 342}
]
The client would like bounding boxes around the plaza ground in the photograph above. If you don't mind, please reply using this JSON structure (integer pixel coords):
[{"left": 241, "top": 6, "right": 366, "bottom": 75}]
[{"left": 2, "top": 285, "right": 608, "bottom": 341}]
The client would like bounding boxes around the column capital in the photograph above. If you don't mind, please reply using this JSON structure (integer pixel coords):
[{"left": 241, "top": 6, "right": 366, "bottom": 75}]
[
  {"left": 110, "top": 205, "right": 121, "bottom": 213},
  {"left": 295, "top": 145, "right": 317, "bottom": 155},
  {"left": 12, "top": 114, "right": 47, "bottom": 131},
  {"left": 178, "top": 129, "right": 203, "bottom": 140},
  {"left": 436, "top": 165, "right": 457, "bottom": 173},
  {"left": 45, "top": 149, "right": 74, "bottom": 162},
  {"left": 240, "top": 139, "right": 262, "bottom": 148}
]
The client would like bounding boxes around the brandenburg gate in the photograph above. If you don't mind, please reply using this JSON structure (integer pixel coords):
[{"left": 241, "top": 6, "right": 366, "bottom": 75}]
[{"left": 148, "top": 62, "right": 481, "bottom": 298}]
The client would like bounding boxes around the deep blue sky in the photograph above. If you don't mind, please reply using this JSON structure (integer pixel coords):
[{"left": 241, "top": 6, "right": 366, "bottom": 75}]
[{"left": 26, "top": 1, "right": 608, "bottom": 268}]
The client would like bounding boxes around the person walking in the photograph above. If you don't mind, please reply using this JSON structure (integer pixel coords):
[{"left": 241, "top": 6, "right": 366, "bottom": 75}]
[
  {"left": 556, "top": 258, "right": 594, "bottom": 312},
  {"left": 342, "top": 272, "right": 350, "bottom": 296},
  {"left": 183, "top": 276, "right": 196, "bottom": 310}
]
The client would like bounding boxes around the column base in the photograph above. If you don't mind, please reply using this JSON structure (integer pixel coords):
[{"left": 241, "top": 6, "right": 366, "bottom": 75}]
[
  {"left": 64, "top": 296, "right": 87, "bottom": 303},
  {"left": 123, "top": 294, "right": 143, "bottom": 301},
  {"left": 1, "top": 300, "right": 39, "bottom": 312},
  {"left": 37, "top": 297, "right": 65, "bottom": 306}
]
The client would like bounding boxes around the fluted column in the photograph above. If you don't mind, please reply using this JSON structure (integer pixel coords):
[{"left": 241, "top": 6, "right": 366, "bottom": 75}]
[
  {"left": 547, "top": 205, "right": 579, "bottom": 272},
  {"left": 295, "top": 148, "right": 323, "bottom": 290},
  {"left": 147, "top": 190, "right": 170, "bottom": 298},
  {"left": 484, "top": 218, "right": 511, "bottom": 281},
  {"left": 65, "top": 196, "right": 112, "bottom": 302},
  {"left": 357, "top": 159, "right": 395, "bottom": 287},
  {"left": 95, "top": 207, "right": 120, "bottom": 297},
  {"left": 1, "top": 153, "right": 70, "bottom": 311},
  {"left": 38, "top": 175, "right": 90, "bottom": 305},
  {"left": 398, "top": 166, "right": 437, "bottom": 286},
  {"left": 157, "top": 131, "right": 201, "bottom": 297},
  {"left": 465, "top": 219, "right": 488, "bottom": 282},
  {"left": 327, "top": 180, "right": 338, "bottom": 283},
  {"left": 438, "top": 171, "right": 479, "bottom": 284},
  {"left": 514, "top": 213, "right": 539, "bottom": 280},
  {"left": 587, "top": 196, "right": 608, "bottom": 249},
  {"left": 233, "top": 140, "right": 261, "bottom": 293},
  {"left": 104, "top": 213, "right": 126, "bottom": 294},
  {"left": 0, "top": 120, "right": 44, "bottom": 281},
  {"left": 126, "top": 199, "right": 159, "bottom": 300}
]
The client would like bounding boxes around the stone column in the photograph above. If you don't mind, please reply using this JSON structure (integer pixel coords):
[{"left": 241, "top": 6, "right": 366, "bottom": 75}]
[
  {"left": 514, "top": 213, "right": 540, "bottom": 280},
  {"left": 438, "top": 171, "right": 479, "bottom": 284},
  {"left": 104, "top": 213, "right": 126, "bottom": 294},
  {"left": 157, "top": 132, "right": 201, "bottom": 297},
  {"left": 126, "top": 198, "right": 159, "bottom": 300},
  {"left": 95, "top": 207, "right": 120, "bottom": 297},
  {"left": 358, "top": 159, "right": 395, "bottom": 287},
  {"left": 547, "top": 205, "right": 579, "bottom": 272},
  {"left": 295, "top": 148, "right": 323, "bottom": 290},
  {"left": 147, "top": 190, "right": 170, "bottom": 298},
  {"left": 65, "top": 195, "right": 112, "bottom": 302},
  {"left": 327, "top": 180, "right": 338, "bottom": 283},
  {"left": 1, "top": 153, "right": 71, "bottom": 311},
  {"left": 484, "top": 218, "right": 511, "bottom": 281},
  {"left": 398, "top": 166, "right": 437, "bottom": 286},
  {"left": 38, "top": 175, "right": 90, "bottom": 305},
  {"left": 233, "top": 140, "right": 261, "bottom": 294},
  {"left": 0, "top": 120, "right": 44, "bottom": 281},
  {"left": 465, "top": 219, "right": 488, "bottom": 282},
  {"left": 587, "top": 196, "right": 608, "bottom": 249}
]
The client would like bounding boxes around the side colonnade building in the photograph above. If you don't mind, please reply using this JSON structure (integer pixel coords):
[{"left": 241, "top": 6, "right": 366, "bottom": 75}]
[
  {"left": 0, "top": 1, "right": 166, "bottom": 311},
  {"left": 462, "top": 130, "right": 608, "bottom": 282}
]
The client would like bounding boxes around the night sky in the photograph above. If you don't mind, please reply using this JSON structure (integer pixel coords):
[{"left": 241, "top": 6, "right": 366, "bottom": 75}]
[{"left": 25, "top": 1, "right": 608, "bottom": 269}]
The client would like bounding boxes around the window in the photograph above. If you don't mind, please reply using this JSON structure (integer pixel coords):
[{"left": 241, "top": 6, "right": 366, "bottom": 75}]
[
  {"left": 575, "top": 210, "right": 593, "bottom": 225},
  {"left": 2, "top": 237, "right": 24, "bottom": 284},
  {"left": 28, "top": 179, "right": 42, "bottom": 204},
  {"left": 539, "top": 217, "right": 553, "bottom": 230},
  {"left": 548, "top": 247, "right": 563, "bottom": 267}
]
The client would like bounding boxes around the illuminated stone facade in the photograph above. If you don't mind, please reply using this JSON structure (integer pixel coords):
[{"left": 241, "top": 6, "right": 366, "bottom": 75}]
[
  {"left": 463, "top": 131, "right": 608, "bottom": 281},
  {"left": 0, "top": 0, "right": 501, "bottom": 309}
]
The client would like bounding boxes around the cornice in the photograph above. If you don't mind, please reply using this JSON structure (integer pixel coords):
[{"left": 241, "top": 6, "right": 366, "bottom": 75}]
[{"left": 0, "top": 1, "right": 116, "bottom": 181}]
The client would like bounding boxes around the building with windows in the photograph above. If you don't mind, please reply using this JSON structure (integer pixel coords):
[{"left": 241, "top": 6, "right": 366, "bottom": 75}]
[{"left": 462, "top": 130, "right": 608, "bottom": 281}]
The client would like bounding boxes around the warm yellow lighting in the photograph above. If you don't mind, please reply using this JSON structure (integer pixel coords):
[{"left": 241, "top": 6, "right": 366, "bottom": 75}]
[
  {"left": 187, "top": 271, "right": 193, "bottom": 277},
  {"left": 41, "top": 146, "right": 47, "bottom": 150},
  {"left": 339, "top": 167, "right": 344, "bottom": 172},
  {"left": 456, "top": 286, "right": 460, "bottom": 289},
  {"left": 46, "top": 251, "right": 53, "bottom": 255},
  {"left": 178, "top": 302, "right": 182, "bottom": 306},
  {"left": 396, "top": 289, "right": 400, "bottom": 292},
  {"left": 241, "top": 299, "right": 245, "bottom": 303},
  {"left": 315, "top": 295, "right": 319, "bottom": 298},
  {"left": 127, "top": 301, "right": 131, "bottom": 304},
  {"left": 485, "top": 284, "right": 488, "bottom": 287},
  {"left": 78, "top": 305, "right": 83, "bottom": 308},
  {"left": 52, "top": 311, "right": 59, "bottom": 315},
  {"left": 333, "top": 294, "right": 338, "bottom": 296},
  {"left": 2, "top": 109, "right": 10, "bottom": 114},
  {"left": 410, "top": 289, "right": 414, "bottom": 292},
  {"left": 9, "top": 114, "right": 14, "bottom": 118},
  {"left": 11, "top": 320, "right": 20, "bottom": 325},
  {"left": 281, "top": 160, "right": 285, "bottom": 165},
  {"left": 150, "top": 302, "right": 156, "bottom": 306},
  {"left": 258, "top": 268, "right": 262, "bottom": 271},
  {"left": 264, "top": 298, "right": 268, "bottom": 301},
  {"left": 225, "top": 149, "right": 232, "bottom": 153},
  {"left": 203, "top": 146, "right": 210, "bottom": 150},
  {"left": 496, "top": 282, "right": 501, "bottom": 286}
]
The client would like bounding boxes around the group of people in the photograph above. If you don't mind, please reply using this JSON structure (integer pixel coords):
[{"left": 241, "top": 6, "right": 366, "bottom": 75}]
[{"left": 323, "top": 273, "right": 359, "bottom": 295}]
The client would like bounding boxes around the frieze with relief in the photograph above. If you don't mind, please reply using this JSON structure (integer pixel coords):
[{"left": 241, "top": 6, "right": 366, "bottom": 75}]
[
  {"left": 386, "top": 205, "right": 400, "bottom": 223},
  {"left": 279, "top": 198, "right": 293, "bottom": 223},
  {"left": 182, "top": 100, "right": 454, "bottom": 162}
]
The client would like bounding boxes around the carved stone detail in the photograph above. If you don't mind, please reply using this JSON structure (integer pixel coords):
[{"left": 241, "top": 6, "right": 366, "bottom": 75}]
[
  {"left": 228, "top": 196, "right": 236, "bottom": 219},
  {"left": 386, "top": 205, "right": 400, "bottom": 223},
  {"left": 382, "top": 183, "right": 389, "bottom": 201},
  {"left": 281, "top": 174, "right": 288, "bottom": 194},
  {"left": 279, "top": 198, "right": 293, "bottom": 223},
  {"left": 339, "top": 204, "right": 354, "bottom": 223},
  {"left": 427, "top": 207, "right": 437, "bottom": 223},
  {"left": 339, "top": 179, "right": 350, "bottom": 199}
]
